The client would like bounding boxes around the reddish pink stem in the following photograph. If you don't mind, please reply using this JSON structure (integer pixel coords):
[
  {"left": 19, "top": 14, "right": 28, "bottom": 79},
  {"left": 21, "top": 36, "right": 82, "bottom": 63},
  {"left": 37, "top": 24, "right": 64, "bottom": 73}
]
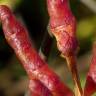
[
  {"left": 0, "top": 5, "right": 51, "bottom": 96},
  {"left": 47, "top": 0, "right": 78, "bottom": 56},
  {"left": 47, "top": 0, "right": 82, "bottom": 95},
  {"left": 0, "top": 5, "right": 74, "bottom": 96},
  {"left": 84, "top": 43, "right": 96, "bottom": 96},
  {"left": 29, "top": 79, "right": 52, "bottom": 96}
]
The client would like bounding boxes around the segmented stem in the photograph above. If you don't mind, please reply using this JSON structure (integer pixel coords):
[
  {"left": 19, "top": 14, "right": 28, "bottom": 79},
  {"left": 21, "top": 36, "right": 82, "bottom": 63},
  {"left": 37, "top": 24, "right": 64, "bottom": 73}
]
[
  {"left": 47, "top": 0, "right": 82, "bottom": 95},
  {"left": 0, "top": 5, "right": 74, "bottom": 96}
]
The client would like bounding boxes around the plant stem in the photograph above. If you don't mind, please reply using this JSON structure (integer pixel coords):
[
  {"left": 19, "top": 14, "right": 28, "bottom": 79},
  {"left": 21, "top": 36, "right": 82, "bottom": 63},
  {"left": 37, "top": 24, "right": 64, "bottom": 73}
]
[
  {"left": 65, "top": 55, "right": 82, "bottom": 96},
  {"left": 0, "top": 5, "right": 74, "bottom": 96}
]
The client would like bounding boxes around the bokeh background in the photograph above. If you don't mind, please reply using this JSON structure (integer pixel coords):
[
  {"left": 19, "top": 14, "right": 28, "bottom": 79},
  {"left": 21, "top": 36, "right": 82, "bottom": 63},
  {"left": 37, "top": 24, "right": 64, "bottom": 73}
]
[{"left": 0, "top": 0, "right": 96, "bottom": 96}]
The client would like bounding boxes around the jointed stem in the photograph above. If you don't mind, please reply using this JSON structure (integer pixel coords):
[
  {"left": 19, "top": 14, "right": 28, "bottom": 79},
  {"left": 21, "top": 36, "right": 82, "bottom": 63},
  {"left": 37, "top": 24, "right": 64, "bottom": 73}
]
[{"left": 0, "top": 5, "right": 74, "bottom": 96}]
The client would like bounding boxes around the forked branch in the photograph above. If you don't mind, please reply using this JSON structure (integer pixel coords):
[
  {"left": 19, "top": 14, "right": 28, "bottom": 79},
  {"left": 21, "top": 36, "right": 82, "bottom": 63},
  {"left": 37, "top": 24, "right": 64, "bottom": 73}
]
[{"left": 0, "top": 5, "right": 74, "bottom": 96}]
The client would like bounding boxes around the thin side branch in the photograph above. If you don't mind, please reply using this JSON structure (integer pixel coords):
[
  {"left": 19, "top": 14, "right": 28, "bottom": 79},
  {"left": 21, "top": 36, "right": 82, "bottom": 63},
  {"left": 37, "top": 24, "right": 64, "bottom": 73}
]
[{"left": 65, "top": 55, "right": 82, "bottom": 96}]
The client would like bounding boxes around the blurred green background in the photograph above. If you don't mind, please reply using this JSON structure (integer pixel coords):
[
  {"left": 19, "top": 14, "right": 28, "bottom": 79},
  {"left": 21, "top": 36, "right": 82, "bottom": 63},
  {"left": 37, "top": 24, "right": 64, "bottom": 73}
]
[{"left": 0, "top": 0, "right": 96, "bottom": 96}]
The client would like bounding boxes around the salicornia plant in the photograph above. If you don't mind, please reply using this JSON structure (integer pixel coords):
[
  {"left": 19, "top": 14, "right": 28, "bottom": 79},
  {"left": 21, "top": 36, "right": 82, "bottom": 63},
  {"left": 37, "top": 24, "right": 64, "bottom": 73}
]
[{"left": 0, "top": 0, "right": 96, "bottom": 96}]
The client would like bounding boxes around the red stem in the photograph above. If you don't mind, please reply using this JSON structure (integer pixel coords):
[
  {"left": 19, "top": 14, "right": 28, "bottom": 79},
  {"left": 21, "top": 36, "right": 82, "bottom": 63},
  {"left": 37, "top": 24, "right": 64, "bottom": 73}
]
[
  {"left": 84, "top": 43, "right": 96, "bottom": 96},
  {"left": 29, "top": 79, "right": 52, "bottom": 96},
  {"left": 0, "top": 5, "right": 74, "bottom": 96},
  {"left": 47, "top": 0, "right": 78, "bottom": 56},
  {"left": 0, "top": 5, "right": 51, "bottom": 96},
  {"left": 47, "top": 0, "right": 82, "bottom": 95}
]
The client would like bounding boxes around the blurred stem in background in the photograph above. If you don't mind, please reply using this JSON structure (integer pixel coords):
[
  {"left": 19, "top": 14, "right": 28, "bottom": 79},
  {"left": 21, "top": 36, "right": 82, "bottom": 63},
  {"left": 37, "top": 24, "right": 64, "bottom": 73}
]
[
  {"left": 18, "top": 0, "right": 49, "bottom": 49},
  {"left": 80, "top": 0, "right": 96, "bottom": 13}
]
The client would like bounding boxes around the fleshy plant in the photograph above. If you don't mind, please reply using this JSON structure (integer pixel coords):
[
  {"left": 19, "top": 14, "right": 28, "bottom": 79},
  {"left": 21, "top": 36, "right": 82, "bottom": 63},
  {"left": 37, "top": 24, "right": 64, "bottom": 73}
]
[{"left": 0, "top": 0, "right": 96, "bottom": 96}]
